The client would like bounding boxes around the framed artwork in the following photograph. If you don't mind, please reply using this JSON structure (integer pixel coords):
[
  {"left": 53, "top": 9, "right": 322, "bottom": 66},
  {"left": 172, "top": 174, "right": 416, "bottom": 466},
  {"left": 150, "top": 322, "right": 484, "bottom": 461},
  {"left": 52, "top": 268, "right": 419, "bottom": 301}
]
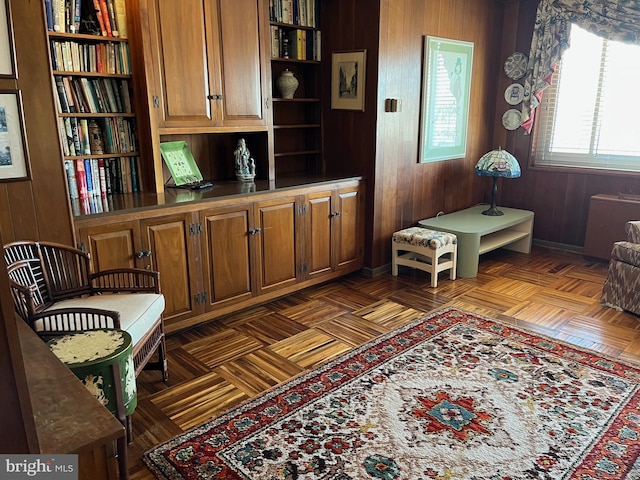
[
  {"left": 331, "top": 50, "right": 366, "bottom": 111},
  {"left": 419, "top": 36, "right": 474, "bottom": 163},
  {"left": 0, "top": 91, "right": 30, "bottom": 181},
  {"left": 0, "top": 0, "right": 15, "bottom": 77}
]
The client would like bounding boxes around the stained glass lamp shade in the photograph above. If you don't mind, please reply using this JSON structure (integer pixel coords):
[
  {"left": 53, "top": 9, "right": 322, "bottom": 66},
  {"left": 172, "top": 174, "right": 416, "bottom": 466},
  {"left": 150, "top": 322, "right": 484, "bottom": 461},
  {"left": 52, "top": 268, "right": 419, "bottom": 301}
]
[{"left": 474, "top": 147, "right": 521, "bottom": 216}]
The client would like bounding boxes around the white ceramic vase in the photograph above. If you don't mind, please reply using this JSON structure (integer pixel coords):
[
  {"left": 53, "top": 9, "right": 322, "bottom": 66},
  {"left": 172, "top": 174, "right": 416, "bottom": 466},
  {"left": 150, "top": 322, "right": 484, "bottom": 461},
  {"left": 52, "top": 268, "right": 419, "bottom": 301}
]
[{"left": 276, "top": 69, "right": 299, "bottom": 99}]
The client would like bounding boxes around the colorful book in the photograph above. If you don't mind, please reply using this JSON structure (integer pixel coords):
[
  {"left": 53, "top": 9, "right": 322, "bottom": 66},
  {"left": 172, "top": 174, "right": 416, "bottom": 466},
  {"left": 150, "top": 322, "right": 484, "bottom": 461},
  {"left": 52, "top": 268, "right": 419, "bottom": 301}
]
[
  {"left": 99, "top": 0, "right": 113, "bottom": 36},
  {"left": 106, "top": 0, "right": 118, "bottom": 37},
  {"left": 91, "top": 158, "right": 101, "bottom": 196},
  {"left": 80, "top": 119, "right": 92, "bottom": 155},
  {"left": 75, "top": 159, "right": 88, "bottom": 199},
  {"left": 55, "top": 77, "right": 70, "bottom": 113},
  {"left": 92, "top": 0, "right": 107, "bottom": 36},
  {"left": 64, "top": 160, "right": 79, "bottom": 199},
  {"left": 45, "top": 0, "right": 54, "bottom": 31},
  {"left": 63, "top": 117, "right": 76, "bottom": 156},
  {"left": 70, "top": 117, "right": 81, "bottom": 155}
]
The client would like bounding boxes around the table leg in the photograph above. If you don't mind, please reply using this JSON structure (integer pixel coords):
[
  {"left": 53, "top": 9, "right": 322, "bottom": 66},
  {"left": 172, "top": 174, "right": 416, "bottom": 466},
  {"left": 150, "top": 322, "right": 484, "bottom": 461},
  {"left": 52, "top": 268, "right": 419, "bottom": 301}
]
[
  {"left": 455, "top": 232, "right": 481, "bottom": 278},
  {"left": 112, "top": 363, "right": 129, "bottom": 480}
]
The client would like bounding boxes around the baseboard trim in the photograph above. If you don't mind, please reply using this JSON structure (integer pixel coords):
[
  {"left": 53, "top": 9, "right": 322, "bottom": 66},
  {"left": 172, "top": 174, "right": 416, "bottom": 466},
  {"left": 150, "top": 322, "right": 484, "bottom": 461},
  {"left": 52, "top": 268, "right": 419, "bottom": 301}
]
[
  {"left": 531, "top": 238, "right": 583, "bottom": 254},
  {"left": 361, "top": 265, "right": 389, "bottom": 277}
]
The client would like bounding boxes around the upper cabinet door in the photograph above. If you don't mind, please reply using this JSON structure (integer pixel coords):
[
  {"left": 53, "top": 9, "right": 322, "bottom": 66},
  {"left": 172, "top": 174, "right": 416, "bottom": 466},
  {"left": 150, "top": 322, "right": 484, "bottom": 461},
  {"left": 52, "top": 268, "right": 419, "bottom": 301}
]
[
  {"left": 144, "top": 0, "right": 266, "bottom": 129},
  {"left": 147, "top": 0, "right": 217, "bottom": 127},
  {"left": 215, "top": 0, "right": 267, "bottom": 127}
]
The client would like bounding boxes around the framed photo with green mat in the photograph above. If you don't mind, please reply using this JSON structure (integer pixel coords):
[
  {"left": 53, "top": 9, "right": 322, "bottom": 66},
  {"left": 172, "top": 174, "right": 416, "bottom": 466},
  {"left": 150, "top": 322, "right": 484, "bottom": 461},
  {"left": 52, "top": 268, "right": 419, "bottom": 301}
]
[{"left": 159, "top": 141, "right": 212, "bottom": 189}]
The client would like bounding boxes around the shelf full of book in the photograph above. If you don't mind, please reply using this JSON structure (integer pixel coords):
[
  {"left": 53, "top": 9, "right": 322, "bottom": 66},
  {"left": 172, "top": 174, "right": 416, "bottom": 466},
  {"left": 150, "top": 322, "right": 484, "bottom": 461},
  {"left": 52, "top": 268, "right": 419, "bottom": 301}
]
[
  {"left": 269, "top": 0, "right": 322, "bottom": 178},
  {"left": 44, "top": 0, "right": 143, "bottom": 216}
]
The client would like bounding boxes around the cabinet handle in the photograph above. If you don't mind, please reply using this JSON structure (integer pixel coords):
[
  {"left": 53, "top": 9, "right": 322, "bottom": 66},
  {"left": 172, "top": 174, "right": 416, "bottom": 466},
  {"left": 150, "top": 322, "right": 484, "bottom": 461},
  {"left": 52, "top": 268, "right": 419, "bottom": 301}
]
[
  {"left": 330, "top": 211, "right": 341, "bottom": 218},
  {"left": 248, "top": 228, "right": 262, "bottom": 235},
  {"left": 207, "top": 94, "right": 223, "bottom": 100},
  {"left": 136, "top": 250, "right": 152, "bottom": 258}
]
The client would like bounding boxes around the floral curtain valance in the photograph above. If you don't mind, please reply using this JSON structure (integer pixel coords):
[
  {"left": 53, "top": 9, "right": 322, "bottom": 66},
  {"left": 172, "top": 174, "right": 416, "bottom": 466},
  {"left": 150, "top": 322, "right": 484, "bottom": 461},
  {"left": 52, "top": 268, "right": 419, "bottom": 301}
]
[{"left": 520, "top": 0, "right": 640, "bottom": 133}]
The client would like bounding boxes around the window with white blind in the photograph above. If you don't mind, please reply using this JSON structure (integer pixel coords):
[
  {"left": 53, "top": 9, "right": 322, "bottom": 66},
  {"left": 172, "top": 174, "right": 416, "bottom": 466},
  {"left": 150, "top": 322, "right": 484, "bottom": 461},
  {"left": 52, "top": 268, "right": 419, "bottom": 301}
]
[{"left": 532, "top": 24, "right": 640, "bottom": 173}]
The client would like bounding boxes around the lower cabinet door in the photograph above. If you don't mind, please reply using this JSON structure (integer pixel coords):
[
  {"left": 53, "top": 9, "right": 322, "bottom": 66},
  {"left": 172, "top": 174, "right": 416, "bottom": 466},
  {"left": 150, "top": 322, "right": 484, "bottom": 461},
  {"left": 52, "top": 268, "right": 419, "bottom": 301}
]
[
  {"left": 200, "top": 203, "right": 255, "bottom": 309},
  {"left": 77, "top": 221, "right": 142, "bottom": 272},
  {"left": 305, "top": 189, "right": 334, "bottom": 280},
  {"left": 254, "top": 196, "right": 299, "bottom": 295},
  {"left": 141, "top": 213, "right": 202, "bottom": 325},
  {"left": 336, "top": 184, "right": 364, "bottom": 272}
]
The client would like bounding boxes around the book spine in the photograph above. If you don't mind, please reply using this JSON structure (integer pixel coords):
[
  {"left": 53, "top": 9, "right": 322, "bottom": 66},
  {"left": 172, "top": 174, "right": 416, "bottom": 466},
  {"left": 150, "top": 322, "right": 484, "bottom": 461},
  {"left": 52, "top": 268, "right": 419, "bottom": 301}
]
[
  {"left": 104, "top": 158, "right": 112, "bottom": 194},
  {"left": 53, "top": 0, "right": 64, "bottom": 32},
  {"left": 106, "top": 0, "right": 118, "bottom": 37},
  {"left": 129, "top": 156, "right": 138, "bottom": 192},
  {"left": 62, "top": 76, "right": 77, "bottom": 113},
  {"left": 98, "top": 159, "right": 107, "bottom": 196},
  {"left": 64, "top": 160, "right": 79, "bottom": 199},
  {"left": 99, "top": 0, "right": 113, "bottom": 36},
  {"left": 70, "top": 78, "right": 87, "bottom": 113},
  {"left": 63, "top": 117, "right": 76, "bottom": 156},
  {"left": 45, "top": 0, "right": 54, "bottom": 31},
  {"left": 91, "top": 158, "right": 101, "bottom": 196},
  {"left": 75, "top": 159, "right": 88, "bottom": 199},
  {"left": 69, "top": 117, "right": 81, "bottom": 155},
  {"left": 113, "top": 0, "right": 128, "bottom": 38},
  {"left": 70, "top": 0, "right": 81, "bottom": 32},
  {"left": 55, "top": 76, "right": 70, "bottom": 113},
  {"left": 84, "top": 158, "right": 94, "bottom": 196},
  {"left": 114, "top": 156, "right": 123, "bottom": 193},
  {"left": 80, "top": 119, "right": 92, "bottom": 155},
  {"left": 92, "top": 0, "right": 107, "bottom": 36},
  {"left": 57, "top": 116, "right": 70, "bottom": 156},
  {"left": 117, "top": 157, "right": 126, "bottom": 193}
]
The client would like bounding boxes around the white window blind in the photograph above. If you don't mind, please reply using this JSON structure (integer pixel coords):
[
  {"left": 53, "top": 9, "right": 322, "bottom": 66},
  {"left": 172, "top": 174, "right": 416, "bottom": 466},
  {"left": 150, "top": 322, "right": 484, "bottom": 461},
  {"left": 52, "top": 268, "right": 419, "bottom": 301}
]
[{"left": 532, "top": 25, "right": 640, "bottom": 173}]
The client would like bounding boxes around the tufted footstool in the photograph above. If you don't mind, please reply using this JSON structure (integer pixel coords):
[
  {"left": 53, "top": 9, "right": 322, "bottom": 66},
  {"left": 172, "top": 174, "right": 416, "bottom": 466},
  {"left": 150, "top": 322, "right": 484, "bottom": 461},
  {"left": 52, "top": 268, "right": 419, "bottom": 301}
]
[{"left": 392, "top": 226, "right": 457, "bottom": 287}]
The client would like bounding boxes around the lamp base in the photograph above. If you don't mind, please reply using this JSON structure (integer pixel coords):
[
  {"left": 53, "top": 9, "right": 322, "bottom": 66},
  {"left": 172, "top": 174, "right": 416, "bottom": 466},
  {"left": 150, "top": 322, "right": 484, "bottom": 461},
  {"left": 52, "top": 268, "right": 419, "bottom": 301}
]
[{"left": 482, "top": 205, "right": 504, "bottom": 216}]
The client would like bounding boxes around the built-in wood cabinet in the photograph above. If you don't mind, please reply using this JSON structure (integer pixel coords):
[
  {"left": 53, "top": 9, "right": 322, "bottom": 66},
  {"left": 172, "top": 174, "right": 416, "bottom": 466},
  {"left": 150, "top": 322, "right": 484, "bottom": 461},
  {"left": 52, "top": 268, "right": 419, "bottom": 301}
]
[
  {"left": 77, "top": 213, "right": 201, "bottom": 325},
  {"left": 141, "top": 0, "right": 269, "bottom": 129},
  {"left": 75, "top": 178, "right": 365, "bottom": 333}
]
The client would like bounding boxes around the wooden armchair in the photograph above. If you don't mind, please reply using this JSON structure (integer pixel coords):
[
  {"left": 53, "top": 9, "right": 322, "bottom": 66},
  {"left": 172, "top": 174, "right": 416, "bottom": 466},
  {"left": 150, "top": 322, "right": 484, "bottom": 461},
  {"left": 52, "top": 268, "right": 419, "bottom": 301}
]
[{"left": 4, "top": 240, "right": 168, "bottom": 381}]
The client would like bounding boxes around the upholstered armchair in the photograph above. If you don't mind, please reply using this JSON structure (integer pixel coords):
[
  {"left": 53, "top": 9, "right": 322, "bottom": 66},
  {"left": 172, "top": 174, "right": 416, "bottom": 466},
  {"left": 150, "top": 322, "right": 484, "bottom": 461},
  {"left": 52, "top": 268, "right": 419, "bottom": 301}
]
[
  {"left": 4, "top": 240, "right": 168, "bottom": 381},
  {"left": 601, "top": 221, "right": 640, "bottom": 316}
]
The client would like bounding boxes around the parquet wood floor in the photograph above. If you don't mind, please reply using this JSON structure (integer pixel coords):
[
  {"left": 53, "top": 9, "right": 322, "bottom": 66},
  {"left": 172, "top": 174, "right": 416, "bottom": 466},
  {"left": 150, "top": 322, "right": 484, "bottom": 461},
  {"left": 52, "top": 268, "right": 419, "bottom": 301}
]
[{"left": 128, "top": 246, "right": 639, "bottom": 479}]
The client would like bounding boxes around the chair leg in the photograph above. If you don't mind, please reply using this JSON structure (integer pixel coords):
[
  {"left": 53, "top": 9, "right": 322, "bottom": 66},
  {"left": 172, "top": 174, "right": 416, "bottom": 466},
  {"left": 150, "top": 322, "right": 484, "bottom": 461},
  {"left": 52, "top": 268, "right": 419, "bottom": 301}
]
[
  {"left": 159, "top": 335, "right": 168, "bottom": 383},
  {"left": 430, "top": 250, "right": 439, "bottom": 288}
]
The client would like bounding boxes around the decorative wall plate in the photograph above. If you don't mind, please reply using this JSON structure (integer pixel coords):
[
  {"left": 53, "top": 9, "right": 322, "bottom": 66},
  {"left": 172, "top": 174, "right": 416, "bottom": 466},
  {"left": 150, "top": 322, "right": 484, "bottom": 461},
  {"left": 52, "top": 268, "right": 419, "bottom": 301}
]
[
  {"left": 502, "top": 109, "right": 522, "bottom": 130},
  {"left": 504, "top": 52, "right": 528, "bottom": 80},
  {"left": 504, "top": 83, "right": 524, "bottom": 105}
]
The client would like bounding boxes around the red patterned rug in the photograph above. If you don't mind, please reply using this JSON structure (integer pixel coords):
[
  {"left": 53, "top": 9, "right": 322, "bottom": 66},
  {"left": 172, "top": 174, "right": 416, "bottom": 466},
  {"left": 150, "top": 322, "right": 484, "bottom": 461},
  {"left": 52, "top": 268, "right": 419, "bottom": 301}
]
[{"left": 144, "top": 307, "right": 640, "bottom": 479}]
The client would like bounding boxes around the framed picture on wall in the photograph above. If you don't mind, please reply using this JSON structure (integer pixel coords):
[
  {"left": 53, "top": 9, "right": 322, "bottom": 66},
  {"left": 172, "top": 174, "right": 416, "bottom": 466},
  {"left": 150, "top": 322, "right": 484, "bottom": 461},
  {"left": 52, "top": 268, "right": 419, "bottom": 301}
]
[
  {"left": 419, "top": 36, "right": 474, "bottom": 163},
  {"left": 331, "top": 50, "right": 367, "bottom": 111},
  {"left": 0, "top": 91, "right": 30, "bottom": 181},
  {"left": 0, "top": 0, "right": 15, "bottom": 77}
]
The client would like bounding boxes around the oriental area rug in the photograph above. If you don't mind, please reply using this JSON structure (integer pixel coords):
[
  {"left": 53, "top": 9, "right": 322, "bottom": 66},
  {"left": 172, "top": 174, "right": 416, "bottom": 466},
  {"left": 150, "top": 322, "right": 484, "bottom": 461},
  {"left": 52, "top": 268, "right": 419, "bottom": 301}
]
[{"left": 144, "top": 307, "right": 640, "bottom": 479}]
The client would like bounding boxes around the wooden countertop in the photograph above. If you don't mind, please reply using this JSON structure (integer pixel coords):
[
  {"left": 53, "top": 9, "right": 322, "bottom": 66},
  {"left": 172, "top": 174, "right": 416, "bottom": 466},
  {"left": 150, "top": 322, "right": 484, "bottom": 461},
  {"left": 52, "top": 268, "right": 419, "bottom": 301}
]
[
  {"left": 17, "top": 321, "right": 124, "bottom": 454},
  {"left": 71, "top": 175, "right": 365, "bottom": 219}
]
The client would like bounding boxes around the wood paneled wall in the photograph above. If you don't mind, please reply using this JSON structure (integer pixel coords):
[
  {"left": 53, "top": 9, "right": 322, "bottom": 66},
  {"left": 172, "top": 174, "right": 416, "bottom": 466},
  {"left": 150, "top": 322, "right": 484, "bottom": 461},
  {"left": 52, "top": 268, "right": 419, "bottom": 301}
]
[
  {"left": 0, "top": 0, "right": 73, "bottom": 245},
  {"left": 497, "top": 0, "right": 640, "bottom": 249},
  {"left": 322, "top": 0, "right": 504, "bottom": 269}
]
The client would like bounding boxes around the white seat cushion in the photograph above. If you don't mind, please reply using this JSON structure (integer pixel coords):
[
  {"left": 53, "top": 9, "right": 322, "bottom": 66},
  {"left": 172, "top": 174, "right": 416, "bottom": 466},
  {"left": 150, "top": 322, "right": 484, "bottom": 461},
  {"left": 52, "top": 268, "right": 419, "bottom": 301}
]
[{"left": 44, "top": 293, "right": 165, "bottom": 347}]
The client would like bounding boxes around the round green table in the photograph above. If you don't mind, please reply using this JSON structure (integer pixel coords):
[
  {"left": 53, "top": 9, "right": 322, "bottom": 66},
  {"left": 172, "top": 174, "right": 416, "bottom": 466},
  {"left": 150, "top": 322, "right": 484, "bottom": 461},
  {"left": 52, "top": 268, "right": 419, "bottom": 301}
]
[{"left": 48, "top": 329, "right": 137, "bottom": 417}]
